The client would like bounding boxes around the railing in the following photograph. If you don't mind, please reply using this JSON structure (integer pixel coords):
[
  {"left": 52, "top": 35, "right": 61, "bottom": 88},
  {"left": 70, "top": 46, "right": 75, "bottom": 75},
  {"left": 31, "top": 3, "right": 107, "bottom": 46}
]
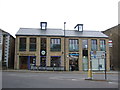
[{"left": 30, "top": 65, "right": 64, "bottom": 71}]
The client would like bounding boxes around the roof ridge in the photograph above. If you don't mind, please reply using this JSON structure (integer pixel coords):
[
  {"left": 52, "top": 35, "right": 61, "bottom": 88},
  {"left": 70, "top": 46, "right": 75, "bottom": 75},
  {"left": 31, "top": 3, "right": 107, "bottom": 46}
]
[
  {"left": 20, "top": 28, "right": 62, "bottom": 30},
  {"left": 65, "top": 30, "right": 101, "bottom": 32},
  {"left": 16, "top": 28, "right": 108, "bottom": 38}
]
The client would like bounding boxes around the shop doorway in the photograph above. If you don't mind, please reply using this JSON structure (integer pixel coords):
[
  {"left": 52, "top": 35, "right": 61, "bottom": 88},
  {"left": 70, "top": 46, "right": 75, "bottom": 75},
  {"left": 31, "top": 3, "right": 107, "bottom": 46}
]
[
  {"left": 50, "top": 56, "right": 61, "bottom": 67},
  {"left": 82, "top": 50, "right": 88, "bottom": 71},
  {"left": 19, "top": 56, "right": 28, "bottom": 69},
  {"left": 19, "top": 56, "right": 36, "bottom": 69},
  {"left": 69, "top": 54, "right": 79, "bottom": 71},
  {"left": 40, "top": 56, "right": 46, "bottom": 67},
  {"left": 29, "top": 56, "right": 36, "bottom": 70}
]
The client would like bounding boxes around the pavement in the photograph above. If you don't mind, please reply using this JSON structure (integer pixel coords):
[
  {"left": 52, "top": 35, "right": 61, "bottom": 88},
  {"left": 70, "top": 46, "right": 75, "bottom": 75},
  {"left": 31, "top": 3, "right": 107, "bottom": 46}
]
[{"left": 2, "top": 69, "right": 119, "bottom": 74}]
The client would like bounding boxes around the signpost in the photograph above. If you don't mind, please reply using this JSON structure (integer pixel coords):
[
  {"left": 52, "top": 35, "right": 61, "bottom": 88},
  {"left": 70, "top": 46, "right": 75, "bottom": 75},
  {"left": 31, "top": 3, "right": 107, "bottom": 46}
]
[
  {"left": 91, "top": 51, "right": 105, "bottom": 59},
  {"left": 90, "top": 51, "right": 107, "bottom": 80}
]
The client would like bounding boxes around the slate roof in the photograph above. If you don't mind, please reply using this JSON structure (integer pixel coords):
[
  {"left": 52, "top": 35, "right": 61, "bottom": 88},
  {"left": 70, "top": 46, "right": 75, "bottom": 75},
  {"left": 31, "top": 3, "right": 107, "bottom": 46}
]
[
  {"left": 16, "top": 28, "right": 108, "bottom": 38},
  {"left": 0, "top": 29, "right": 14, "bottom": 38}
]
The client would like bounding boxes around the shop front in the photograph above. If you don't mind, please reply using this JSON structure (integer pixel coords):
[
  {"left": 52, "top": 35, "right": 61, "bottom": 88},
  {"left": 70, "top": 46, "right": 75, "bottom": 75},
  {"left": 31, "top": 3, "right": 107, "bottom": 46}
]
[
  {"left": 19, "top": 56, "right": 36, "bottom": 70},
  {"left": 49, "top": 56, "right": 63, "bottom": 71},
  {"left": 69, "top": 53, "right": 79, "bottom": 71}
]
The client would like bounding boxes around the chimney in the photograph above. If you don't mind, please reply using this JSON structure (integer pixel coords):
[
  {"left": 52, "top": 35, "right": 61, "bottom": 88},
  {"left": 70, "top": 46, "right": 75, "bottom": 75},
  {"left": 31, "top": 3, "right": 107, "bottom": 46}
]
[
  {"left": 74, "top": 24, "right": 83, "bottom": 32},
  {"left": 40, "top": 22, "right": 47, "bottom": 30}
]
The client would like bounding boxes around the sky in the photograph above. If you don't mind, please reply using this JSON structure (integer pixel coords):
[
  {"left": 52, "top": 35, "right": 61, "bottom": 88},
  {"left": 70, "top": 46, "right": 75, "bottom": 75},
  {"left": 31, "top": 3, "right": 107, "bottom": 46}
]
[{"left": 0, "top": 0, "right": 119, "bottom": 37}]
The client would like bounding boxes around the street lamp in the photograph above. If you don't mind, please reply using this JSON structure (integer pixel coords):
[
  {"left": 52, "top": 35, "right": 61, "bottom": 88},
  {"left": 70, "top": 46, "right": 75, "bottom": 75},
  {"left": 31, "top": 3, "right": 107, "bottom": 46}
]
[{"left": 64, "top": 22, "right": 66, "bottom": 71}]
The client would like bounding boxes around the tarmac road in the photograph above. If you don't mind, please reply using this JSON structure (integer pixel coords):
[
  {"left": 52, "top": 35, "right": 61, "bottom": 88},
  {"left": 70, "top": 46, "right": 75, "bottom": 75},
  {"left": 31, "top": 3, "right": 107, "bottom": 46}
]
[{"left": 2, "top": 71, "right": 119, "bottom": 88}]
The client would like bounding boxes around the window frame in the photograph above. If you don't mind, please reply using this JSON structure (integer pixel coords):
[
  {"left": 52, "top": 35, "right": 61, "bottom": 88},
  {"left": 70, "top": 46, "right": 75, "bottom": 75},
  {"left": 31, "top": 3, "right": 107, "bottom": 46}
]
[
  {"left": 29, "top": 38, "right": 37, "bottom": 51},
  {"left": 100, "top": 39, "right": 106, "bottom": 51},
  {"left": 50, "top": 38, "right": 61, "bottom": 51},
  {"left": 91, "top": 39, "right": 97, "bottom": 51},
  {"left": 82, "top": 39, "right": 88, "bottom": 50},
  {"left": 19, "top": 37, "right": 26, "bottom": 51},
  {"left": 69, "top": 39, "right": 79, "bottom": 52}
]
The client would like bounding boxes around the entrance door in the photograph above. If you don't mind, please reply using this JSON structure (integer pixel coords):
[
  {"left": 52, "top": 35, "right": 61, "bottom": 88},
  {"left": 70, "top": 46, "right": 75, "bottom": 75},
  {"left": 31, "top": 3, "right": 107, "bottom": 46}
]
[
  {"left": 69, "top": 54, "right": 79, "bottom": 71},
  {"left": 19, "top": 56, "right": 28, "bottom": 69},
  {"left": 40, "top": 56, "right": 46, "bottom": 67}
]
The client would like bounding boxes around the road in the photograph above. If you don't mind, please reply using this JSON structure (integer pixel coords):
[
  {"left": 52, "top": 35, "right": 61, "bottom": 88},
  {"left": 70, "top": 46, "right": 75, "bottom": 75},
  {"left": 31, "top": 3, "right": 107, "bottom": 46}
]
[{"left": 2, "top": 71, "right": 118, "bottom": 88}]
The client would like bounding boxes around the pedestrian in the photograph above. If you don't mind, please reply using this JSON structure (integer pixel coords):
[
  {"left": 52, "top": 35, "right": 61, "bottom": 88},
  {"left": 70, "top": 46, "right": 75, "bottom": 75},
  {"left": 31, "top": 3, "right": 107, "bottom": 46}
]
[{"left": 111, "top": 65, "right": 114, "bottom": 70}]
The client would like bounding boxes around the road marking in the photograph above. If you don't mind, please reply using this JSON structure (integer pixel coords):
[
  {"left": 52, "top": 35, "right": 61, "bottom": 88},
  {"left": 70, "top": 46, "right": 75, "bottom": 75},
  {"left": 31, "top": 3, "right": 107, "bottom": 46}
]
[
  {"left": 108, "top": 82, "right": 118, "bottom": 85},
  {"left": 8, "top": 74, "right": 40, "bottom": 78},
  {"left": 49, "top": 76, "right": 83, "bottom": 81},
  {"left": 9, "top": 74, "right": 17, "bottom": 76}
]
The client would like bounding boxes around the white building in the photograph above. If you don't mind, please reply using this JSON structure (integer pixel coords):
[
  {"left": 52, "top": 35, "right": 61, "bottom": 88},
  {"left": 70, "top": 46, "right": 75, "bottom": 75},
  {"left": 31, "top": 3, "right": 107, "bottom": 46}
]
[
  {"left": 0, "top": 29, "right": 15, "bottom": 69},
  {"left": 0, "top": 33, "right": 3, "bottom": 63}
]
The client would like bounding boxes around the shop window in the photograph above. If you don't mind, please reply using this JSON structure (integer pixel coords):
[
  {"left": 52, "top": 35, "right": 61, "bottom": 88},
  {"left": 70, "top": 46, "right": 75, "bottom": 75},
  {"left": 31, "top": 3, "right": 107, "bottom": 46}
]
[
  {"left": 30, "top": 56, "right": 36, "bottom": 65},
  {"left": 82, "top": 40, "right": 88, "bottom": 71},
  {"left": 19, "top": 38, "right": 26, "bottom": 51},
  {"left": 29, "top": 38, "right": 36, "bottom": 51},
  {"left": 82, "top": 56, "right": 88, "bottom": 71},
  {"left": 50, "top": 38, "right": 61, "bottom": 51},
  {"left": 50, "top": 56, "right": 61, "bottom": 67},
  {"left": 100, "top": 40, "right": 106, "bottom": 51},
  {"left": 92, "top": 58, "right": 105, "bottom": 70},
  {"left": 0, "top": 36, "right": 1, "bottom": 44},
  {"left": 91, "top": 39, "right": 97, "bottom": 51},
  {"left": 69, "top": 39, "right": 79, "bottom": 52},
  {"left": 40, "top": 57, "right": 46, "bottom": 67}
]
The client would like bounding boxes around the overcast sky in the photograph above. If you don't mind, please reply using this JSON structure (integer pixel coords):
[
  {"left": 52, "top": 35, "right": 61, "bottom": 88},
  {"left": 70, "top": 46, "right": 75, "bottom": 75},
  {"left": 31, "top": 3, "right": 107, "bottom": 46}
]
[{"left": 0, "top": 0, "right": 119, "bottom": 37}]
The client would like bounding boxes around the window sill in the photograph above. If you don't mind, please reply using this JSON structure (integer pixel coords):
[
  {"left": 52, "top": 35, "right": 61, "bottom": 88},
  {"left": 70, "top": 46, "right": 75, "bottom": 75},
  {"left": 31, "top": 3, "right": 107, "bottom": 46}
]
[
  {"left": 29, "top": 51, "right": 36, "bottom": 52},
  {"left": 50, "top": 51, "right": 61, "bottom": 52}
]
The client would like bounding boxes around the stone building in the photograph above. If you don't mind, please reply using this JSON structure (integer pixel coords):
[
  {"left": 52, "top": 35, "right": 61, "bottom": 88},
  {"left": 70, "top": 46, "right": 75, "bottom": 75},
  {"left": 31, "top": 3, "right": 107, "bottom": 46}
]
[
  {"left": 0, "top": 29, "right": 15, "bottom": 69},
  {"left": 14, "top": 22, "right": 110, "bottom": 71},
  {"left": 103, "top": 25, "right": 119, "bottom": 70}
]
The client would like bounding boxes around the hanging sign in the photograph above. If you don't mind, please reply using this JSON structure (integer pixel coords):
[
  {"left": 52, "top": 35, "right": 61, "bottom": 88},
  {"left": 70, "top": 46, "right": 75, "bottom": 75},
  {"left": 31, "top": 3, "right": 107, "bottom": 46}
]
[{"left": 41, "top": 50, "right": 46, "bottom": 56}]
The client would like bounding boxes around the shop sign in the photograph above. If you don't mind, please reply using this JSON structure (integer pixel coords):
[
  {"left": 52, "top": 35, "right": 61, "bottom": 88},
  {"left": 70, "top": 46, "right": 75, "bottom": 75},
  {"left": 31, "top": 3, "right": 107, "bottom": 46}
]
[
  {"left": 69, "top": 53, "right": 79, "bottom": 56},
  {"left": 91, "top": 51, "right": 105, "bottom": 59},
  {"left": 109, "top": 40, "right": 112, "bottom": 47},
  {"left": 41, "top": 50, "right": 46, "bottom": 56},
  {"left": 19, "top": 53, "right": 35, "bottom": 56}
]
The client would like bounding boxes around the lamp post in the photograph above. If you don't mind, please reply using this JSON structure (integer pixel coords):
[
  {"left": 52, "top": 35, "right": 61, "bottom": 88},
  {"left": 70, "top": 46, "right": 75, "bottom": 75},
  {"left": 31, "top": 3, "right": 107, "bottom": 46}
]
[
  {"left": 88, "top": 57, "right": 92, "bottom": 79},
  {"left": 64, "top": 22, "right": 66, "bottom": 71},
  {"left": 85, "top": 51, "right": 92, "bottom": 80},
  {"left": 104, "top": 52, "right": 107, "bottom": 80}
]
